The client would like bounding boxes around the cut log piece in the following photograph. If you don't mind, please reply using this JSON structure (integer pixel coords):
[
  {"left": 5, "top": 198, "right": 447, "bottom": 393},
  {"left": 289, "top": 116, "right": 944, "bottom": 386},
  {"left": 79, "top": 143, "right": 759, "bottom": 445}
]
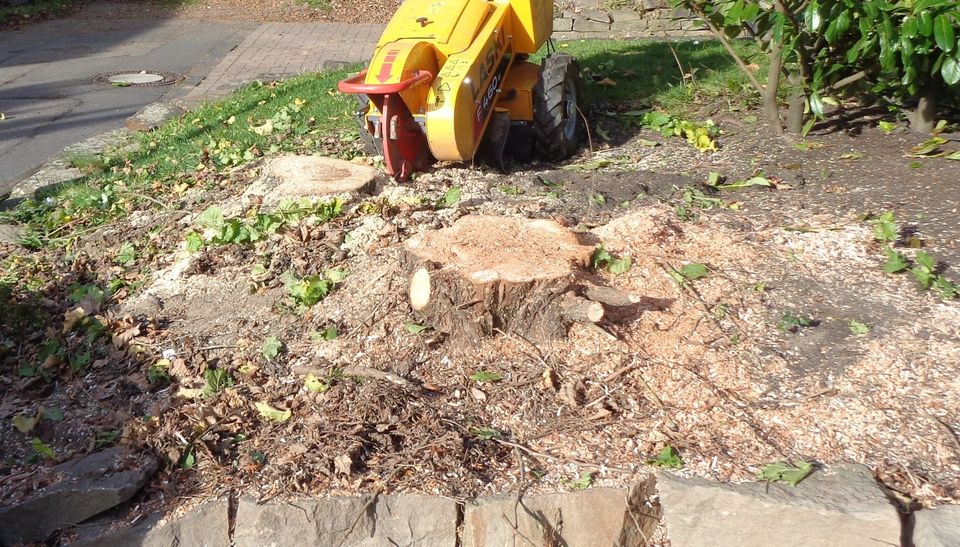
[
  {"left": 582, "top": 284, "right": 642, "bottom": 308},
  {"left": 402, "top": 215, "right": 621, "bottom": 341}
]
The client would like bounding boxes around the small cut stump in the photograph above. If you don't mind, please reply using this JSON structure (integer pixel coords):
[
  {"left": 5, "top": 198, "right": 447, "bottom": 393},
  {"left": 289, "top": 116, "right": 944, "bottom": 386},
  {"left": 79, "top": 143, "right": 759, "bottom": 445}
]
[{"left": 402, "top": 215, "right": 639, "bottom": 341}]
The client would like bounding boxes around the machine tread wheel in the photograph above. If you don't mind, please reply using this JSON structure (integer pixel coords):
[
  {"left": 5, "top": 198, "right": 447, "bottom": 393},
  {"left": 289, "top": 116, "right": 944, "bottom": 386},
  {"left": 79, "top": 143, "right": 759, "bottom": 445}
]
[{"left": 533, "top": 53, "right": 581, "bottom": 161}]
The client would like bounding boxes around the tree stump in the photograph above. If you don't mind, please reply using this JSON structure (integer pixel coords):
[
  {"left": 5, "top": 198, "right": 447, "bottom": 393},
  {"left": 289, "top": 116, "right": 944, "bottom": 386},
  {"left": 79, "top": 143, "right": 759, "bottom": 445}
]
[{"left": 401, "top": 215, "right": 640, "bottom": 341}]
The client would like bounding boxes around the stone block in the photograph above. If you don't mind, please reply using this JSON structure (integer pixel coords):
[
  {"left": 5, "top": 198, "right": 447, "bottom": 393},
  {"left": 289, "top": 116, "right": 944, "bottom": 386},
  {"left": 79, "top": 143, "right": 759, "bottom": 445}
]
[
  {"left": 67, "top": 500, "right": 230, "bottom": 547},
  {"left": 125, "top": 102, "right": 184, "bottom": 132},
  {"left": 233, "top": 494, "right": 458, "bottom": 546},
  {"left": 913, "top": 504, "right": 960, "bottom": 547},
  {"left": 552, "top": 16, "right": 574, "bottom": 32},
  {"left": 657, "top": 464, "right": 902, "bottom": 547},
  {"left": 0, "top": 448, "right": 158, "bottom": 545},
  {"left": 463, "top": 480, "right": 659, "bottom": 547},
  {"left": 572, "top": 18, "right": 613, "bottom": 32},
  {"left": 0, "top": 224, "right": 25, "bottom": 245}
]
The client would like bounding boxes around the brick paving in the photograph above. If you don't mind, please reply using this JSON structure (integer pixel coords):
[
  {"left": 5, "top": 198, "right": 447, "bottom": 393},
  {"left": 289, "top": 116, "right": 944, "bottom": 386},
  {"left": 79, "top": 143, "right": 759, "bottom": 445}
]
[{"left": 183, "top": 22, "right": 384, "bottom": 105}]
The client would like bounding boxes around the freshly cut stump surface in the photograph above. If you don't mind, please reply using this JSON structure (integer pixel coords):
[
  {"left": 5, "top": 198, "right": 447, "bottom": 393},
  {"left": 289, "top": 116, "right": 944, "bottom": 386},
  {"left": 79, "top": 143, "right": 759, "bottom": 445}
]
[
  {"left": 240, "top": 155, "right": 376, "bottom": 209},
  {"left": 402, "top": 215, "right": 637, "bottom": 341}
]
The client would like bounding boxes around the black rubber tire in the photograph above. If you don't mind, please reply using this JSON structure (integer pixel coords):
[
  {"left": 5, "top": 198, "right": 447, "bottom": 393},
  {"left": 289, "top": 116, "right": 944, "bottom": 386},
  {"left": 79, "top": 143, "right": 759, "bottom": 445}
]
[
  {"left": 533, "top": 53, "right": 581, "bottom": 161},
  {"left": 355, "top": 94, "right": 381, "bottom": 155}
]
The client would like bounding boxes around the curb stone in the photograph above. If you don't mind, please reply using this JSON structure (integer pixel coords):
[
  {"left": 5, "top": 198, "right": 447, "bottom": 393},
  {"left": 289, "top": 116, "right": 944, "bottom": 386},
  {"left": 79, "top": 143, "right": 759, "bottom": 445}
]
[
  {"left": 0, "top": 448, "right": 159, "bottom": 545},
  {"left": 913, "top": 504, "right": 960, "bottom": 547},
  {"left": 462, "top": 479, "right": 659, "bottom": 547},
  {"left": 657, "top": 464, "right": 902, "bottom": 547},
  {"left": 233, "top": 494, "right": 458, "bottom": 546},
  {"left": 65, "top": 499, "right": 229, "bottom": 547},
  {"left": 8, "top": 128, "right": 138, "bottom": 199},
  {"left": 125, "top": 102, "right": 186, "bottom": 132}
]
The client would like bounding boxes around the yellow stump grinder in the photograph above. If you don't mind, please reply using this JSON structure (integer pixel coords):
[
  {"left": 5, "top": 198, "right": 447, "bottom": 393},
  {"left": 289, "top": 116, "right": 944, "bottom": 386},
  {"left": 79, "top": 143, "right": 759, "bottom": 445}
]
[{"left": 338, "top": 0, "right": 581, "bottom": 180}]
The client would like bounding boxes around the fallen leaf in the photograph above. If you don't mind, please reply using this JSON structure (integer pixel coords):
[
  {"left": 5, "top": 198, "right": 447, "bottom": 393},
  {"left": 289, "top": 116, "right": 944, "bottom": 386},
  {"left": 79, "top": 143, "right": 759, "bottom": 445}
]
[
  {"left": 112, "top": 325, "right": 141, "bottom": 348},
  {"left": 255, "top": 402, "right": 292, "bottom": 423},
  {"left": 63, "top": 307, "right": 88, "bottom": 333},
  {"left": 13, "top": 413, "right": 38, "bottom": 433},
  {"left": 334, "top": 453, "right": 353, "bottom": 476}
]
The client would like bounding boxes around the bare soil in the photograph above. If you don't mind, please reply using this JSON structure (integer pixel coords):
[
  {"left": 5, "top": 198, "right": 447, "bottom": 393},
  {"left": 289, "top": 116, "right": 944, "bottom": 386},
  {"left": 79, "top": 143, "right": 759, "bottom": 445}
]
[{"left": 1, "top": 114, "right": 959, "bottom": 536}]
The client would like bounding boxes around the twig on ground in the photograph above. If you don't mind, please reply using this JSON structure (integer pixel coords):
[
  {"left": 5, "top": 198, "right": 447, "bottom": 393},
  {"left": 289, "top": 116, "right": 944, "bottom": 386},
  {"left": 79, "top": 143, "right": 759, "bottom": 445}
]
[{"left": 291, "top": 364, "right": 417, "bottom": 390}]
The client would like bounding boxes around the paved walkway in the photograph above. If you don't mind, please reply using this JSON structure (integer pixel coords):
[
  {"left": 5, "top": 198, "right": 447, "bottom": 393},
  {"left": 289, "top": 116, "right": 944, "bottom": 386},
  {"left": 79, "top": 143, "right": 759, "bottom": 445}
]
[
  {"left": 1, "top": 14, "right": 384, "bottom": 196},
  {"left": 0, "top": 16, "right": 255, "bottom": 195},
  {"left": 183, "top": 22, "right": 384, "bottom": 105}
]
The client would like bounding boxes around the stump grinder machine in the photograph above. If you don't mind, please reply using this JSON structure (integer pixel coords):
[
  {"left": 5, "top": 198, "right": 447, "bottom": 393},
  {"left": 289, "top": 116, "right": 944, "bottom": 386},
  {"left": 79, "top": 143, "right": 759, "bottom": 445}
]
[{"left": 337, "top": 0, "right": 581, "bottom": 180}]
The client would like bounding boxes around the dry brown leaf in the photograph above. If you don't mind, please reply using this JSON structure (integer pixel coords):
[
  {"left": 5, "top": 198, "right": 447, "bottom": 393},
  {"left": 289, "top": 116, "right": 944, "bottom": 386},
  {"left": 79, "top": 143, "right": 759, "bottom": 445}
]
[
  {"left": 63, "top": 307, "right": 88, "bottom": 333},
  {"left": 469, "top": 386, "right": 487, "bottom": 402},
  {"left": 334, "top": 453, "right": 353, "bottom": 476},
  {"left": 112, "top": 325, "right": 141, "bottom": 348}
]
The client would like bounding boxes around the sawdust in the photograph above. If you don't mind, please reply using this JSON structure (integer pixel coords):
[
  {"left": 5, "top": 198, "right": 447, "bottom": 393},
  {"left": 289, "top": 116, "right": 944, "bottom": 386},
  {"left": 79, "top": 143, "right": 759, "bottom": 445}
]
[{"left": 405, "top": 215, "right": 596, "bottom": 283}]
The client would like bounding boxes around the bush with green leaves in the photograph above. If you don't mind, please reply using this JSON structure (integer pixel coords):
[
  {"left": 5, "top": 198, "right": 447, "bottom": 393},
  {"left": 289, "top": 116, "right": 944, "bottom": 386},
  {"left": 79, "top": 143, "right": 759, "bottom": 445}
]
[{"left": 671, "top": 0, "right": 960, "bottom": 134}]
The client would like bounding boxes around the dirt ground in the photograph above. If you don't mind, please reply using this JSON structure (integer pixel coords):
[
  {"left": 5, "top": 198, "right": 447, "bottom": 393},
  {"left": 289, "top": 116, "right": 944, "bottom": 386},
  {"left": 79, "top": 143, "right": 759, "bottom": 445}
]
[{"left": 1, "top": 111, "right": 959, "bottom": 538}]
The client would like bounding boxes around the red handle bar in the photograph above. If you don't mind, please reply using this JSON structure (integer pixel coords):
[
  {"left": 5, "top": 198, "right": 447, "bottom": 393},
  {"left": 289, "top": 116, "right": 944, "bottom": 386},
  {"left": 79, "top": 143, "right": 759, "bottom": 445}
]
[{"left": 338, "top": 69, "right": 434, "bottom": 95}]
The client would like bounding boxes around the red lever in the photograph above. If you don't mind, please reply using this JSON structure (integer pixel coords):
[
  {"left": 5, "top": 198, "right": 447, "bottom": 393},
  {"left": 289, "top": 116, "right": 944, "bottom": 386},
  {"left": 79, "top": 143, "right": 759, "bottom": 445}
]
[{"left": 338, "top": 70, "right": 434, "bottom": 95}]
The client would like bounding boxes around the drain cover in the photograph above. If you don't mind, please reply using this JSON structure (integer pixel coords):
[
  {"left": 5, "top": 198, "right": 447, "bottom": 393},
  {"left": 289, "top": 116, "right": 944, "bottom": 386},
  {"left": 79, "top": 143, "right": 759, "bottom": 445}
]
[{"left": 91, "top": 70, "right": 183, "bottom": 87}]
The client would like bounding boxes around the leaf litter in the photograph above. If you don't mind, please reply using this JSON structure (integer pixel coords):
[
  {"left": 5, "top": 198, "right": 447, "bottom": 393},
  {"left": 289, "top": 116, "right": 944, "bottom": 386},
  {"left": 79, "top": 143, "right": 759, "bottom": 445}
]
[{"left": 1, "top": 126, "right": 959, "bottom": 526}]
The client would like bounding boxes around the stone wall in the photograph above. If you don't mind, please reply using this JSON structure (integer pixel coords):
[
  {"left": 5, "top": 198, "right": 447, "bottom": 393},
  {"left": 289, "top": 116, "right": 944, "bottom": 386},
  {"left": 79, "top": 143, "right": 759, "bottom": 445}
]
[{"left": 553, "top": 0, "right": 709, "bottom": 41}]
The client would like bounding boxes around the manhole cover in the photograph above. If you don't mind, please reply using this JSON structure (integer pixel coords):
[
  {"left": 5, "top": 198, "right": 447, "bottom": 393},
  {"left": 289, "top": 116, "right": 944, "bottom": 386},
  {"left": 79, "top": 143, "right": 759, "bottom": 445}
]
[{"left": 91, "top": 70, "right": 183, "bottom": 87}]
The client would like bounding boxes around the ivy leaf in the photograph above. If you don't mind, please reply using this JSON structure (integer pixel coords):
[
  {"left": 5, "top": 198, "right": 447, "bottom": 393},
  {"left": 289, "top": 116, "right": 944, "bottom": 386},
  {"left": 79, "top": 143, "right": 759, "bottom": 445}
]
[
  {"left": 435, "top": 186, "right": 461, "bottom": 209},
  {"left": 201, "top": 368, "right": 234, "bottom": 397},
  {"left": 261, "top": 336, "right": 283, "bottom": 360},
  {"left": 647, "top": 446, "right": 683, "bottom": 469},
  {"left": 31, "top": 438, "right": 55, "bottom": 460},
  {"left": 565, "top": 472, "right": 594, "bottom": 490},
  {"left": 591, "top": 245, "right": 613, "bottom": 269},
  {"left": 758, "top": 460, "right": 814, "bottom": 486},
  {"left": 883, "top": 248, "right": 909, "bottom": 273},
  {"left": 254, "top": 402, "right": 292, "bottom": 423},
  {"left": 607, "top": 256, "right": 632, "bottom": 275},
  {"left": 680, "top": 263, "right": 710, "bottom": 280},
  {"left": 848, "top": 320, "right": 870, "bottom": 336},
  {"left": 404, "top": 322, "right": 432, "bottom": 334},
  {"left": 115, "top": 242, "right": 136, "bottom": 265},
  {"left": 196, "top": 206, "right": 225, "bottom": 230}
]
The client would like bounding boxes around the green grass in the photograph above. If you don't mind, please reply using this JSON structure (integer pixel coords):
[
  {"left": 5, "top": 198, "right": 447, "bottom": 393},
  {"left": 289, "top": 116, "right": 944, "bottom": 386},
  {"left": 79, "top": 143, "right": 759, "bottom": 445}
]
[
  {"left": 0, "top": 0, "right": 69, "bottom": 23},
  {"left": 3, "top": 68, "right": 360, "bottom": 245},
  {"left": 536, "top": 38, "right": 762, "bottom": 116},
  {"left": 2, "top": 39, "right": 755, "bottom": 245}
]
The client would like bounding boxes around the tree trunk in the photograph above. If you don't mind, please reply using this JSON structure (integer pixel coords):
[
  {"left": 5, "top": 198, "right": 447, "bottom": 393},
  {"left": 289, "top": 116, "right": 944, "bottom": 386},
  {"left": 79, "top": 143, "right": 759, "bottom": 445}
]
[
  {"left": 763, "top": 41, "right": 785, "bottom": 136},
  {"left": 400, "top": 215, "right": 638, "bottom": 342},
  {"left": 786, "top": 72, "right": 806, "bottom": 135},
  {"left": 908, "top": 88, "right": 938, "bottom": 134}
]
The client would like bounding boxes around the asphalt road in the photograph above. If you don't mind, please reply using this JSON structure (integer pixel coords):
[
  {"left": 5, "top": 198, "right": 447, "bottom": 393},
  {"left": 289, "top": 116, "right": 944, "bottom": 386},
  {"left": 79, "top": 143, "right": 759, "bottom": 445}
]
[{"left": 0, "top": 14, "right": 255, "bottom": 196}]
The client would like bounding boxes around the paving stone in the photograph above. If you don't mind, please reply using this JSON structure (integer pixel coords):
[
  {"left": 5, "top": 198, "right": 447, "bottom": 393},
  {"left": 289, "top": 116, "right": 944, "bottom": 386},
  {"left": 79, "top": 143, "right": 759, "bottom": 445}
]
[
  {"left": 233, "top": 494, "right": 457, "bottom": 546},
  {"left": 66, "top": 499, "right": 229, "bottom": 547},
  {"left": 0, "top": 448, "right": 159, "bottom": 545},
  {"left": 657, "top": 464, "right": 902, "bottom": 547},
  {"left": 463, "top": 480, "right": 659, "bottom": 547},
  {"left": 126, "top": 102, "right": 185, "bottom": 132},
  {"left": 913, "top": 504, "right": 960, "bottom": 547}
]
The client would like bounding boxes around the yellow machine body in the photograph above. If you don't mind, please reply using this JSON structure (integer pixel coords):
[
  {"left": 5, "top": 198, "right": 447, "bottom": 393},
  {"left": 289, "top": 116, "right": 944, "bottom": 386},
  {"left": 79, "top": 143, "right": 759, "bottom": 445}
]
[{"left": 360, "top": 0, "right": 552, "bottom": 161}]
